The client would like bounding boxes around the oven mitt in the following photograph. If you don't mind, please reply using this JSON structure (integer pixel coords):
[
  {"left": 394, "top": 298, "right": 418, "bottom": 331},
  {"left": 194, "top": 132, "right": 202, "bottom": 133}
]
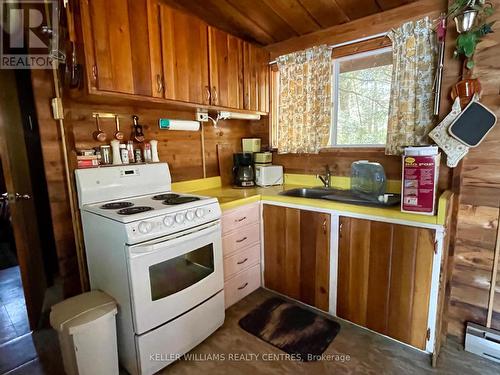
[{"left": 429, "top": 97, "right": 469, "bottom": 168}]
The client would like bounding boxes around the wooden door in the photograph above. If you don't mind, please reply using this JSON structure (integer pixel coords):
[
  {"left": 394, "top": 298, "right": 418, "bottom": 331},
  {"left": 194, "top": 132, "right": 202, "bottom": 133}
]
[
  {"left": 80, "top": 0, "right": 154, "bottom": 96},
  {"left": 337, "top": 217, "right": 435, "bottom": 350},
  {"left": 0, "top": 71, "right": 47, "bottom": 329},
  {"left": 208, "top": 27, "right": 244, "bottom": 109},
  {"left": 263, "top": 205, "right": 330, "bottom": 311},
  {"left": 243, "top": 42, "right": 270, "bottom": 113},
  {"left": 158, "top": 3, "right": 210, "bottom": 104}
]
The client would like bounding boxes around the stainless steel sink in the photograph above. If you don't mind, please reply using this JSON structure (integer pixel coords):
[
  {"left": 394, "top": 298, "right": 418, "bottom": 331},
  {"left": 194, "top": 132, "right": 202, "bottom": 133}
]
[
  {"left": 280, "top": 187, "right": 401, "bottom": 207},
  {"left": 279, "top": 187, "right": 331, "bottom": 199}
]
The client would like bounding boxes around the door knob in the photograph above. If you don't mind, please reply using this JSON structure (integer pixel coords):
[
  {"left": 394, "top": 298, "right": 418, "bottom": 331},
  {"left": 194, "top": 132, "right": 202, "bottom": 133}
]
[{"left": 15, "top": 193, "right": 31, "bottom": 201}]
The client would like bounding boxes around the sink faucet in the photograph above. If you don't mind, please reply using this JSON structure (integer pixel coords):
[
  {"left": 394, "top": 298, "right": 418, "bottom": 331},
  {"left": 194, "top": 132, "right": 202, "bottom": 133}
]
[{"left": 317, "top": 165, "right": 331, "bottom": 188}]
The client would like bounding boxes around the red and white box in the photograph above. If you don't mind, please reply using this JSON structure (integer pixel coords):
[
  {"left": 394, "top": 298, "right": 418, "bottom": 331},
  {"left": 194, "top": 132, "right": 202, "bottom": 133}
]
[{"left": 401, "top": 146, "right": 440, "bottom": 215}]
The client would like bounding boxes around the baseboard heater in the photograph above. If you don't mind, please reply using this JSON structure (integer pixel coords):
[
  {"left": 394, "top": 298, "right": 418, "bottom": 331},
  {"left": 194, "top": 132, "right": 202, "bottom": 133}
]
[{"left": 465, "top": 323, "right": 500, "bottom": 363}]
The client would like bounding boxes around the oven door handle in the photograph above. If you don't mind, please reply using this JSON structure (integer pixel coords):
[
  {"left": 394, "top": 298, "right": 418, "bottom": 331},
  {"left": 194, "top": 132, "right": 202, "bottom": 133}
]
[{"left": 129, "top": 222, "right": 220, "bottom": 255}]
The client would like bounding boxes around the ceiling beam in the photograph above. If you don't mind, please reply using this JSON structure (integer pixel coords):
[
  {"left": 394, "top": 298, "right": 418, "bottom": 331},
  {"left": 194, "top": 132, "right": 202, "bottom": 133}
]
[{"left": 266, "top": 0, "right": 446, "bottom": 58}]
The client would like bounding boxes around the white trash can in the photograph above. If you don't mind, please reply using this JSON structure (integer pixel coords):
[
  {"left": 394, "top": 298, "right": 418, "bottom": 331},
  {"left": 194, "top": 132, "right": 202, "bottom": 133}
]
[{"left": 50, "top": 290, "right": 119, "bottom": 375}]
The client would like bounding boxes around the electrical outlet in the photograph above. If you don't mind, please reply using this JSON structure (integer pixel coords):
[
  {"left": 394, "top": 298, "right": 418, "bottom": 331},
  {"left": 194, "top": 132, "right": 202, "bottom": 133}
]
[{"left": 196, "top": 110, "right": 209, "bottom": 122}]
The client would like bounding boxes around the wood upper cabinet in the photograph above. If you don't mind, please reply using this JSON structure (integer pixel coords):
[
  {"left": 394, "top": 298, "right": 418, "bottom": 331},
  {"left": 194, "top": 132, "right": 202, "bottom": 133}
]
[
  {"left": 263, "top": 204, "right": 330, "bottom": 311},
  {"left": 243, "top": 42, "right": 270, "bottom": 113},
  {"left": 80, "top": 0, "right": 155, "bottom": 96},
  {"left": 156, "top": 2, "right": 210, "bottom": 104},
  {"left": 337, "top": 217, "right": 435, "bottom": 350},
  {"left": 208, "top": 27, "right": 244, "bottom": 109}
]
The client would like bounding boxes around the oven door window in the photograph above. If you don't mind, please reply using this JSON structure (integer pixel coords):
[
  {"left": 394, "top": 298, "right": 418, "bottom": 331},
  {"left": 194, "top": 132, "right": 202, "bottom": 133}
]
[{"left": 149, "top": 243, "right": 214, "bottom": 301}]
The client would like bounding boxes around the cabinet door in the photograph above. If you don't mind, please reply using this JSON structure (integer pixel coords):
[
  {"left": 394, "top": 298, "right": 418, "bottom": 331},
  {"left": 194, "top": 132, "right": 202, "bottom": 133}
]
[
  {"left": 337, "top": 217, "right": 434, "bottom": 350},
  {"left": 208, "top": 27, "right": 244, "bottom": 109},
  {"left": 263, "top": 205, "right": 330, "bottom": 311},
  {"left": 243, "top": 43, "right": 270, "bottom": 113},
  {"left": 80, "top": 0, "right": 154, "bottom": 96},
  {"left": 158, "top": 4, "right": 210, "bottom": 104}
]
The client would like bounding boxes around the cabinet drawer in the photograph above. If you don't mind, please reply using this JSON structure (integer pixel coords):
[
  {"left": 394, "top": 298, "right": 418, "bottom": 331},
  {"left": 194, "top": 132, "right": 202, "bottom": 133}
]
[
  {"left": 222, "top": 222, "right": 260, "bottom": 257},
  {"left": 223, "top": 243, "right": 260, "bottom": 281},
  {"left": 224, "top": 264, "right": 260, "bottom": 308},
  {"left": 222, "top": 203, "right": 260, "bottom": 235}
]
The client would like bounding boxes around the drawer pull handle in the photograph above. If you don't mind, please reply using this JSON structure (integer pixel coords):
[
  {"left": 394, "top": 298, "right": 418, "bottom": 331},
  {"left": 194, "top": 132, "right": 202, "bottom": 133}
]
[
  {"left": 235, "top": 216, "right": 247, "bottom": 223},
  {"left": 236, "top": 237, "right": 247, "bottom": 243},
  {"left": 237, "top": 258, "right": 248, "bottom": 265},
  {"left": 238, "top": 282, "right": 248, "bottom": 290}
]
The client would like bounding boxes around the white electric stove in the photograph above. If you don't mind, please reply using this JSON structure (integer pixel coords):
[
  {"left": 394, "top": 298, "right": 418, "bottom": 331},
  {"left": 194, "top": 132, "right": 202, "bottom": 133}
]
[{"left": 75, "top": 163, "right": 224, "bottom": 375}]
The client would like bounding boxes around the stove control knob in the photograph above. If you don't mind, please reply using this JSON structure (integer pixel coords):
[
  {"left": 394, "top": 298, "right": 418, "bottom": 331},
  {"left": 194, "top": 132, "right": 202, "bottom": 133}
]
[
  {"left": 175, "top": 213, "right": 185, "bottom": 224},
  {"left": 163, "top": 216, "right": 174, "bottom": 227},
  {"left": 196, "top": 208, "right": 205, "bottom": 218},
  {"left": 186, "top": 210, "right": 195, "bottom": 221},
  {"left": 138, "top": 221, "right": 152, "bottom": 234}
]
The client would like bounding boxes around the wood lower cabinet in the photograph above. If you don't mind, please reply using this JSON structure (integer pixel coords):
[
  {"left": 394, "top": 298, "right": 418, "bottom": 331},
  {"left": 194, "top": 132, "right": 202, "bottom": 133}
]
[
  {"left": 263, "top": 204, "right": 330, "bottom": 311},
  {"left": 337, "top": 217, "right": 435, "bottom": 350}
]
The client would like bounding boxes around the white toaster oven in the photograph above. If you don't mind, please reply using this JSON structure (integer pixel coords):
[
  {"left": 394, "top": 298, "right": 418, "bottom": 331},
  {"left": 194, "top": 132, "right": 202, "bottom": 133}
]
[{"left": 255, "top": 165, "right": 283, "bottom": 187}]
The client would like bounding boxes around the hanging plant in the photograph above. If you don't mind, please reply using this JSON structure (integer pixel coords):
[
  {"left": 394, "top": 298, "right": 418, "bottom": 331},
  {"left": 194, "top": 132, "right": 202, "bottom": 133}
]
[{"left": 448, "top": 0, "right": 495, "bottom": 69}]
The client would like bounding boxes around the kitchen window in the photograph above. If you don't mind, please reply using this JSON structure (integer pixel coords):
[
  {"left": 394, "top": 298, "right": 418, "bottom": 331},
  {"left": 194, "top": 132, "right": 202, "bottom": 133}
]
[
  {"left": 330, "top": 47, "right": 393, "bottom": 147},
  {"left": 271, "top": 40, "right": 393, "bottom": 150}
]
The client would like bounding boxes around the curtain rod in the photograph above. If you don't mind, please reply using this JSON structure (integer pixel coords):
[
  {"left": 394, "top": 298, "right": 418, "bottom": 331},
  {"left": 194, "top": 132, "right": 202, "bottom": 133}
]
[{"left": 268, "top": 31, "right": 389, "bottom": 65}]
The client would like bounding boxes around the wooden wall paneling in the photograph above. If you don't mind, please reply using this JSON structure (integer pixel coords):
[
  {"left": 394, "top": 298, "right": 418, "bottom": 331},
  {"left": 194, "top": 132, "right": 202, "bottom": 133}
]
[
  {"left": 266, "top": 0, "right": 444, "bottom": 58},
  {"left": 226, "top": 0, "right": 299, "bottom": 42},
  {"left": 297, "top": 0, "right": 350, "bottom": 28},
  {"left": 159, "top": 3, "right": 210, "bottom": 104},
  {"left": 31, "top": 70, "right": 81, "bottom": 297},
  {"left": 333, "top": 0, "right": 381, "bottom": 19},
  {"left": 261, "top": 0, "right": 321, "bottom": 35}
]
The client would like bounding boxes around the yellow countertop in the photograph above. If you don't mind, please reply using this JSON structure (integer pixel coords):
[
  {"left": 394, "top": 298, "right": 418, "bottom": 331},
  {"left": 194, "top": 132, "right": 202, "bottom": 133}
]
[{"left": 172, "top": 175, "right": 451, "bottom": 226}]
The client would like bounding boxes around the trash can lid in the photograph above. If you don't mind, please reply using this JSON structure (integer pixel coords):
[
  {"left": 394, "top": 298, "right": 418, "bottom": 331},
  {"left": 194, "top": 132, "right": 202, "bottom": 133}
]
[{"left": 50, "top": 290, "right": 117, "bottom": 333}]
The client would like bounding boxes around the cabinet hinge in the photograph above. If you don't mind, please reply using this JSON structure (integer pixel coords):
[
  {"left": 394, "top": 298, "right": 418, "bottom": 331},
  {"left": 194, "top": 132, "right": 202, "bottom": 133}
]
[
  {"left": 434, "top": 240, "right": 438, "bottom": 254},
  {"left": 92, "top": 65, "right": 98, "bottom": 81},
  {"left": 426, "top": 328, "right": 431, "bottom": 341}
]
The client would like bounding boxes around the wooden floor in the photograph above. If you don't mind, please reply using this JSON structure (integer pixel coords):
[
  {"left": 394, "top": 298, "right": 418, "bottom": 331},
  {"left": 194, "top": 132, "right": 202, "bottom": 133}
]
[{"left": 1, "top": 288, "right": 500, "bottom": 374}]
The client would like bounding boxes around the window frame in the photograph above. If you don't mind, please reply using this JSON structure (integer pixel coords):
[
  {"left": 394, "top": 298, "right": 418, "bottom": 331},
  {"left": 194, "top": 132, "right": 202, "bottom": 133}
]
[{"left": 329, "top": 46, "right": 393, "bottom": 148}]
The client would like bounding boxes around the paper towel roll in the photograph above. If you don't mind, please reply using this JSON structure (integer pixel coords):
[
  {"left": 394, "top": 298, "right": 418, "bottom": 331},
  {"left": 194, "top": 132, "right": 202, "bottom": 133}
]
[{"left": 158, "top": 119, "right": 200, "bottom": 131}]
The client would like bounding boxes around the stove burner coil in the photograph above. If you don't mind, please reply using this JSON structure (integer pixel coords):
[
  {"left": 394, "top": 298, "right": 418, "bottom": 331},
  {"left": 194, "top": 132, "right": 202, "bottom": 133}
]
[
  {"left": 101, "top": 202, "right": 134, "bottom": 209},
  {"left": 152, "top": 193, "right": 180, "bottom": 200},
  {"left": 117, "top": 206, "right": 154, "bottom": 215},
  {"left": 163, "top": 196, "right": 201, "bottom": 205}
]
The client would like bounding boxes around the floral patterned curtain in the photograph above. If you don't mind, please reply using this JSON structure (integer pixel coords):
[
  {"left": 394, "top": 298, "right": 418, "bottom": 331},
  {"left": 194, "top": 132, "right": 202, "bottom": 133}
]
[
  {"left": 385, "top": 17, "right": 437, "bottom": 155},
  {"left": 276, "top": 45, "right": 332, "bottom": 154}
]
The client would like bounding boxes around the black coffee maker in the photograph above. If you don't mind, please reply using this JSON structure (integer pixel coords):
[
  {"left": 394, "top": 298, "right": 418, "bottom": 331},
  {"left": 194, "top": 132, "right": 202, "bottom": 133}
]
[{"left": 233, "top": 153, "right": 255, "bottom": 187}]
